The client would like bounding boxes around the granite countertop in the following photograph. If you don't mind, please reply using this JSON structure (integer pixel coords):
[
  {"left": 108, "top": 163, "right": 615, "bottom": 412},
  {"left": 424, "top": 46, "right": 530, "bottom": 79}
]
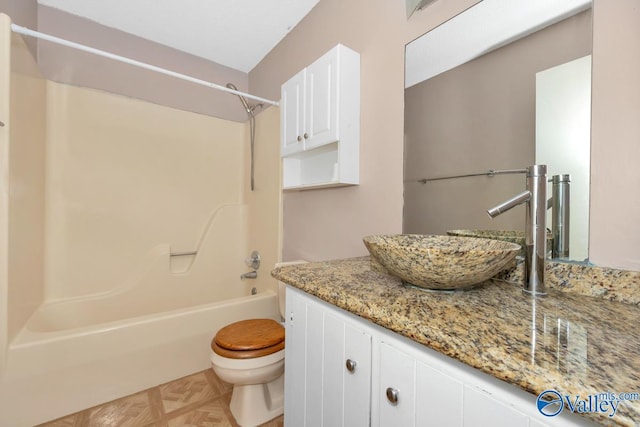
[{"left": 272, "top": 257, "right": 640, "bottom": 427}]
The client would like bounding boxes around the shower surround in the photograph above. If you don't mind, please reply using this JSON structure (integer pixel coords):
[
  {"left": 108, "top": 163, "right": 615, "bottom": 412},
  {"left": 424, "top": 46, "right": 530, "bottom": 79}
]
[{"left": 0, "top": 16, "right": 282, "bottom": 425}]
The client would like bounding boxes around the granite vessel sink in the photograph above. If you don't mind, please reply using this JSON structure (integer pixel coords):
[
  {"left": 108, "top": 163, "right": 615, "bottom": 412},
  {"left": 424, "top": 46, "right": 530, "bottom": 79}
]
[
  {"left": 447, "top": 229, "right": 526, "bottom": 247},
  {"left": 363, "top": 234, "right": 520, "bottom": 290},
  {"left": 446, "top": 229, "right": 552, "bottom": 257}
]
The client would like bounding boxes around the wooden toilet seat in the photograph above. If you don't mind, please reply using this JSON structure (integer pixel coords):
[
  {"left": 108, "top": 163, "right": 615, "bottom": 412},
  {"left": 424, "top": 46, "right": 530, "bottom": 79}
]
[{"left": 212, "top": 319, "right": 285, "bottom": 359}]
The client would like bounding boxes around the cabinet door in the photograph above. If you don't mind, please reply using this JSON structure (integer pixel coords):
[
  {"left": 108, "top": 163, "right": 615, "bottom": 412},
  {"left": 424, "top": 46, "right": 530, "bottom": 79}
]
[
  {"left": 285, "top": 288, "right": 371, "bottom": 427},
  {"left": 415, "top": 360, "right": 463, "bottom": 426},
  {"left": 379, "top": 341, "right": 464, "bottom": 427},
  {"left": 343, "top": 323, "right": 372, "bottom": 427},
  {"left": 322, "top": 313, "right": 345, "bottom": 427},
  {"left": 281, "top": 69, "right": 306, "bottom": 156},
  {"left": 305, "top": 303, "right": 324, "bottom": 427},
  {"left": 379, "top": 341, "right": 416, "bottom": 427},
  {"left": 284, "top": 289, "right": 307, "bottom": 427},
  {"left": 304, "top": 47, "right": 339, "bottom": 150},
  {"left": 463, "top": 385, "right": 528, "bottom": 427},
  {"left": 322, "top": 314, "right": 371, "bottom": 427}
]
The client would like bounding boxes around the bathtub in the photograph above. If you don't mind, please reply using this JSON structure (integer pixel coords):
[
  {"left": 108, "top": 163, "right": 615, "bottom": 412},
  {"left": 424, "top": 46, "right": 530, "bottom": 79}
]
[{"left": 0, "top": 290, "right": 279, "bottom": 426}]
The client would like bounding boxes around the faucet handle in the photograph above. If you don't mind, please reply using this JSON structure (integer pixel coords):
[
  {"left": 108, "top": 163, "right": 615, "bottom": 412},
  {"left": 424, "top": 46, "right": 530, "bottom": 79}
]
[
  {"left": 245, "top": 250, "right": 260, "bottom": 270},
  {"left": 487, "top": 190, "right": 531, "bottom": 218}
]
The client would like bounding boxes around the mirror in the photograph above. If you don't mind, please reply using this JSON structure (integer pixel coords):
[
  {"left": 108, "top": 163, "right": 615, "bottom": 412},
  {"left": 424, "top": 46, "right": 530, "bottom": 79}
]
[{"left": 403, "top": 0, "right": 592, "bottom": 262}]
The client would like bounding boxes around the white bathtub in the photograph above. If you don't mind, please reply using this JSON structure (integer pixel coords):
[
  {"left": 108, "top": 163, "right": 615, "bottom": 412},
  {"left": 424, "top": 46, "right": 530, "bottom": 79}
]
[{"left": 0, "top": 290, "right": 279, "bottom": 426}]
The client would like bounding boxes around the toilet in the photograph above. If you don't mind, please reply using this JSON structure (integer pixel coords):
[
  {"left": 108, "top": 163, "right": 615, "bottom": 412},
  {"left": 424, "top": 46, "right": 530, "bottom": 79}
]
[{"left": 210, "top": 278, "right": 290, "bottom": 426}]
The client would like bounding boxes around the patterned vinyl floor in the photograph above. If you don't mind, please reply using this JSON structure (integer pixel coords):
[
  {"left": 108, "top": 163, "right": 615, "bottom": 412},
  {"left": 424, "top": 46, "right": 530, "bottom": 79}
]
[{"left": 37, "top": 369, "right": 284, "bottom": 427}]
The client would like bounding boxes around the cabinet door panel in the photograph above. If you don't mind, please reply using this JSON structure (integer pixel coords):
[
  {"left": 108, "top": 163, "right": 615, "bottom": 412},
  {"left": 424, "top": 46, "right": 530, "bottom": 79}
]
[
  {"left": 379, "top": 342, "right": 415, "bottom": 427},
  {"left": 463, "top": 385, "right": 528, "bottom": 427},
  {"left": 415, "top": 361, "right": 463, "bottom": 426},
  {"left": 305, "top": 50, "right": 338, "bottom": 149},
  {"left": 281, "top": 69, "right": 305, "bottom": 156},
  {"left": 344, "top": 323, "right": 372, "bottom": 427},
  {"left": 284, "top": 291, "right": 306, "bottom": 427},
  {"left": 322, "top": 314, "right": 345, "bottom": 427},
  {"left": 305, "top": 304, "right": 324, "bottom": 427}
]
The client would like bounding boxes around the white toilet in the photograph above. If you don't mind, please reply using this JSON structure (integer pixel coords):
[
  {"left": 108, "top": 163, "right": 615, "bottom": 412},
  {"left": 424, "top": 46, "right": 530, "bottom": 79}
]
[{"left": 210, "top": 280, "right": 288, "bottom": 426}]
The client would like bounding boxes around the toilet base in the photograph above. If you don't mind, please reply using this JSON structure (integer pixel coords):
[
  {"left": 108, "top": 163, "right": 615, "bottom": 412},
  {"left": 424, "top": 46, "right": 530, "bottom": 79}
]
[{"left": 229, "top": 373, "right": 284, "bottom": 426}]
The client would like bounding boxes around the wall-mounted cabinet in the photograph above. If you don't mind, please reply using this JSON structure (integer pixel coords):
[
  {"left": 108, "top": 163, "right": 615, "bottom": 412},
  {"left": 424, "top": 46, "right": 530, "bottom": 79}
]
[{"left": 280, "top": 44, "right": 360, "bottom": 190}]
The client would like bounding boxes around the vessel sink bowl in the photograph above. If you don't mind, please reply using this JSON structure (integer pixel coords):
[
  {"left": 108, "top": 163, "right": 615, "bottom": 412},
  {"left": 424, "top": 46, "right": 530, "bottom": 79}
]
[
  {"left": 363, "top": 234, "right": 520, "bottom": 290},
  {"left": 446, "top": 229, "right": 552, "bottom": 257},
  {"left": 447, "top": 229, "right": 526, "bottom": 246}
]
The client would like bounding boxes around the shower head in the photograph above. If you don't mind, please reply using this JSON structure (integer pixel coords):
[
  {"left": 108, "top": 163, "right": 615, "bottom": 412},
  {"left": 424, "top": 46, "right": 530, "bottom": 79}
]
[{"left": 226, "top": 82, "right": 254, "bottom": 117}]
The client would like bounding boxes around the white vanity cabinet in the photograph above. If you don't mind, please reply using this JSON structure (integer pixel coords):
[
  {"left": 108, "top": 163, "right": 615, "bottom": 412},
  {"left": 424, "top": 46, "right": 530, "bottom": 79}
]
[
  {"left": 280, "top": 44, "right": 360, "bottom": 190},
  {"left": 285, "top": 286, "right": 371, "bottom": 427},
  {"left": 285, "top": 287, "right": 596, "bottom": 427}
]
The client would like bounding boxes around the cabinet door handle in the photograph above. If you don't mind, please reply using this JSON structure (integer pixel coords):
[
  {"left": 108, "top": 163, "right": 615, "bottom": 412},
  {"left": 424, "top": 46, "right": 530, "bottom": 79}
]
[
  {"left": 386, "top": 387, "right": 399, "bottom": 405},
  {"left": 345, "top": 359, "right": 357, "bottom": 373},
  {"left": 303, "top": 132, "right": 309, "bottom": 139},
  {"left": 297, "top": 135, "right": 302, "bottom": 142}
]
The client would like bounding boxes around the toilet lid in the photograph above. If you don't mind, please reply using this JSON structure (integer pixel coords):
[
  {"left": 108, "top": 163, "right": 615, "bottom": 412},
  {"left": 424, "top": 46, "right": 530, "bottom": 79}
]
[{"left": 214, "top": 319, "right": 284, "bottom": 351}]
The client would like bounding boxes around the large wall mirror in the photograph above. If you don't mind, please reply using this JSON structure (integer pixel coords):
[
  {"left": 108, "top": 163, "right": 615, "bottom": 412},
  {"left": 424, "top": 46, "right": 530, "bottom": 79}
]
[{"left": 404, "top": 0, "right": 592, "bottom": 262}]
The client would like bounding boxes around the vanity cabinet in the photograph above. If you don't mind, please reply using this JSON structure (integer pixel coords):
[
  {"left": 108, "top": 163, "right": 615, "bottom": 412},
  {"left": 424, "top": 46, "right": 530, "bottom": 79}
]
[
  {"left": 280, "top": 44, "right": 360, "bottom": 190},
  {"left": 285, "top": 287, "right": 595, "bottom": 427},
  {"left": 285, "top": 286, "right": 371, "bottom": 427}
]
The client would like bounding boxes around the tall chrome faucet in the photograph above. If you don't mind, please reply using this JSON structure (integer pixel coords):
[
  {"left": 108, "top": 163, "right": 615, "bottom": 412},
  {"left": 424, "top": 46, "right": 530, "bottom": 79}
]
[{"left": 487, "top": 165, "right": 547, "bottom": 296}]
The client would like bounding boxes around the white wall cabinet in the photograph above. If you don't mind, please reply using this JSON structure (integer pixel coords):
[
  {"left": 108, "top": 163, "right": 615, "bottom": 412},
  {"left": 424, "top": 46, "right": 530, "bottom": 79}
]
[
  {"left": 285, "top": 287, "right": 596, "bottom": 427},
  {"left": 280, "top": 44, "right": 360, "bottom": 190}
]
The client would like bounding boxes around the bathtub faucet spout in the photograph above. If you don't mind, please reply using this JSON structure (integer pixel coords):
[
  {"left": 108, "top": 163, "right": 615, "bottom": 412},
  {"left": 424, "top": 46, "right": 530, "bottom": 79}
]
[{"left": 240, "top": 271, "right": 257, "bottom": 280}]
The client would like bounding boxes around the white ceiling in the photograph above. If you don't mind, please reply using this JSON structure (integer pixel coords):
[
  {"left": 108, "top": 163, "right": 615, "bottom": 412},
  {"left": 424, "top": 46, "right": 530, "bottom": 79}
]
[{"left": 37, "top": 0, "right": 320, "bottom": 73}]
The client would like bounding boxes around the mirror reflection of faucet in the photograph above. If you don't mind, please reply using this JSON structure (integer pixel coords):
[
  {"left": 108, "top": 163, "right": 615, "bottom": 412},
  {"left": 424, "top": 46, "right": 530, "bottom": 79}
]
[{"left": 550, "top": 174, "right": 571, "bottom": 259}]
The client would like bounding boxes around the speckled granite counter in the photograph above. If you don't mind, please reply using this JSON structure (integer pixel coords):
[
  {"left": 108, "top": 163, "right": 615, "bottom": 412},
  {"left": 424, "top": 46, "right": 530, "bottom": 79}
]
[{"left": 272, "top": 257, "right": 640, "bottom": 427}]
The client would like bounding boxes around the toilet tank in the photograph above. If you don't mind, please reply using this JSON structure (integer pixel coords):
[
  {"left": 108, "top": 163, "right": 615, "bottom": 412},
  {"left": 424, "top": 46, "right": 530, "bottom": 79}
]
[{"left": 274, "top": 260, "right": 307, "bottom": 320}]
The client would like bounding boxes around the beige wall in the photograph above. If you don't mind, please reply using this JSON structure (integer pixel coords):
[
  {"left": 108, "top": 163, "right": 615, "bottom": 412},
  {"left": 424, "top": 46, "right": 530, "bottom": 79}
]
[
  {"left": 0, "top": 4, "right": 254, "bottom": 122},
  {"left": 590, "top": 0, "right": 640, "bottom": 270},
  {"left": 0, "top": 0, "right": 37, "bottom": 54},
  {"left": 37, "top": 5, "right": 251, "bottom": 123},
  {"left": 0, "top": 0, "right": 36, "bottom": 27},
  {"left": 250, "top": 0, "right": 479, "bottom": 261},
  {"left": 404, "top": 11, "right": 591, "bottom": 236},
  {"left": 252, "top": 0, "right": 640, "bottom": 271},
  {"left": 0, "top": 13, "right": 11, "bottom": 372}
]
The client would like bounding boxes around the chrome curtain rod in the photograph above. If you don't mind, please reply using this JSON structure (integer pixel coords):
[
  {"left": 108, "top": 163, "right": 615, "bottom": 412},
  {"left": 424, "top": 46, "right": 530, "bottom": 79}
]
[
  {"left": 415, "top": 168, "right": 527, "bottom": 183},
  {"left": 10, "top": 24, "right": 279, "bottom": 107}
]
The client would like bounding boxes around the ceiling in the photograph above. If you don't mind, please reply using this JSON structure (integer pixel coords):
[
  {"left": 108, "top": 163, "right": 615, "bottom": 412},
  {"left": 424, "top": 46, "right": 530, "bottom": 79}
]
[{"left": 37, "top": 0, "right": 320, "bottom": 73}]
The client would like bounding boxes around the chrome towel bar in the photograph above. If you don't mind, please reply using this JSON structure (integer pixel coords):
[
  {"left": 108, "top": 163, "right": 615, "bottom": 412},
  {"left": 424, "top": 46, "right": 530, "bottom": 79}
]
[{"left": 413, "top": 168, "right": 528, "bottom": 183}]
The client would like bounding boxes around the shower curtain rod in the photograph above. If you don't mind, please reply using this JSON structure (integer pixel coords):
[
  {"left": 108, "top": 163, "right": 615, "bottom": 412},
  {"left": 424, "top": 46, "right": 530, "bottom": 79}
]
[{"left": 10, "top": 23, "right": 279, "bottom": 107}]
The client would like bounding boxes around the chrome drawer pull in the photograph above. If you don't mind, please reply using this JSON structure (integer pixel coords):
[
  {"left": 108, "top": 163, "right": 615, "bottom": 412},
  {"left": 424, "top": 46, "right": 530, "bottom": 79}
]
[
  {"left": 386, "top": 387, "right": 399, "bottom": 405},
  {"left": 345, "top": 359, "right": 357, "bottom": 373}
]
